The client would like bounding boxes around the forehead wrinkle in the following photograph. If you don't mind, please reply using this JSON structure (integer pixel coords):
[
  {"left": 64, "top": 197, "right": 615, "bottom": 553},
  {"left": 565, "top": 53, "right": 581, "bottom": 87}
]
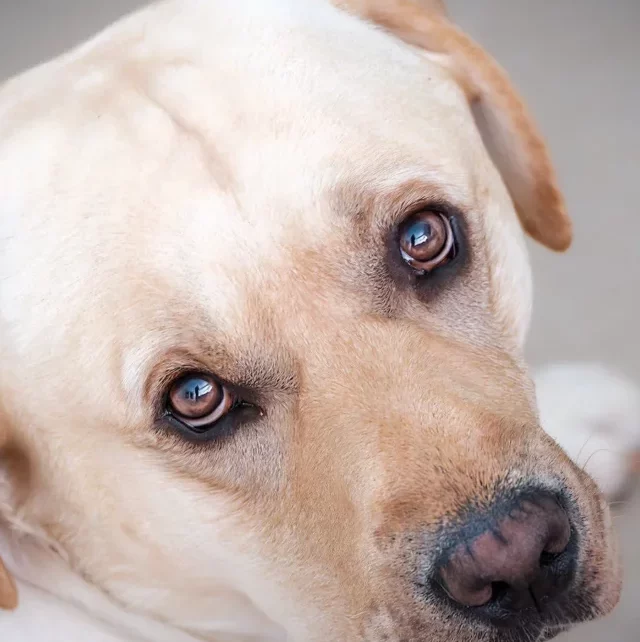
[{"left": 121, "top": 58, "right": 238, "bottom": 196}]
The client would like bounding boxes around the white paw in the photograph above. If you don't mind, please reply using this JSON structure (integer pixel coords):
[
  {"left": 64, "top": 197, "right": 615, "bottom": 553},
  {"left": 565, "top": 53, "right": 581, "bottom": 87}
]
[{"left": 535, "top": 362, "right": 640, "bottom": 501}]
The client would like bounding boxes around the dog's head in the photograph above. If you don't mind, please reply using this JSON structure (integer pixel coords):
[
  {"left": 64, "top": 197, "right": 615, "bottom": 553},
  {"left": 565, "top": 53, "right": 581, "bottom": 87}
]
[{"left": 0, "top": 0, "right": 620, "bottom": 640}]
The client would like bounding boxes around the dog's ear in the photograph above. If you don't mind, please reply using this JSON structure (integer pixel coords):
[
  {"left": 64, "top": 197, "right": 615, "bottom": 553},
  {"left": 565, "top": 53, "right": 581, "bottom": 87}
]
[
  {"left": 413, "top": 0, "right": 447, "bottom": 18},
  {"left": 0, "top": 422, "right": 19, "bottom": 610},
  {"left": 0, "top": 557, "right": 17, "bottom": 611},
  {"left": 334, "top": 0, "right": 572, "bottom": 251}
]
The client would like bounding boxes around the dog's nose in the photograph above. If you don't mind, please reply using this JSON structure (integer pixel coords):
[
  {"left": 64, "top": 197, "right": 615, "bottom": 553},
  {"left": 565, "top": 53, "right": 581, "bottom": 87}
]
[{"left": 435, "top": 492, "right": 575, "bottom": 624}]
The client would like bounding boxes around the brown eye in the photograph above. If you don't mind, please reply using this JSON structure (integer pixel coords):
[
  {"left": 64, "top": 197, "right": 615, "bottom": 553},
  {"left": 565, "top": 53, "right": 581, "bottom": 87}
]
[
  {"left": 399, "top": 211, "right": 455, "bottom": 272},
  {"left": 167, "top": 373, "right": 235, "bottom": 429}
]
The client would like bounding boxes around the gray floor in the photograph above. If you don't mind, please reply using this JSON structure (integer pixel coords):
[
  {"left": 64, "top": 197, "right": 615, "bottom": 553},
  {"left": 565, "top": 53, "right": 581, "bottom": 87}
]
[{"left": 1, "top": 0, "right": 638, "bottom": 640}]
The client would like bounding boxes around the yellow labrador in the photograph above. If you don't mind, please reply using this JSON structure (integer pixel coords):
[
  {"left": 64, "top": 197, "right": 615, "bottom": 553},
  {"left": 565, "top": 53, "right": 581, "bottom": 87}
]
[{"left": 0, "top": 0, "right": 621, "bottom": 640}]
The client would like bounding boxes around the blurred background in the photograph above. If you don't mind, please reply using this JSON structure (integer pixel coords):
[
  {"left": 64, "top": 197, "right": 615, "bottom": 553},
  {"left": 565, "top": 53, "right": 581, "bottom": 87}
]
[{"left": 1, "top": 0, "right": 638, "bottom": 639}]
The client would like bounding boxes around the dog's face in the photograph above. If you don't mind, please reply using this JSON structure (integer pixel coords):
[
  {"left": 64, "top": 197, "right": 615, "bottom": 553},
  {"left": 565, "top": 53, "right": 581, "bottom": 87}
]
[{"left": 0, "top": 1, "right": 621, "bottom": 640}]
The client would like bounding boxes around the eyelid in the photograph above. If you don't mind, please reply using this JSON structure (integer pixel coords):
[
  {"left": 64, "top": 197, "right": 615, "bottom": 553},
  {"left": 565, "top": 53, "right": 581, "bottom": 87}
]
[{"left": 160, "top": 402, "right": 261, "bottom": 444}]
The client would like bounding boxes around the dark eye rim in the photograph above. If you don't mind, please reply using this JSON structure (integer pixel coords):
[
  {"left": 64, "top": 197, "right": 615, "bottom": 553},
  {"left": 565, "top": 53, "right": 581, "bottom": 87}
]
[
  {"left": 158, "top": 370, "right": 262, "bottom": 443},
  {"left": 162, "top": 403, "right": 259, "bottom": 443}
]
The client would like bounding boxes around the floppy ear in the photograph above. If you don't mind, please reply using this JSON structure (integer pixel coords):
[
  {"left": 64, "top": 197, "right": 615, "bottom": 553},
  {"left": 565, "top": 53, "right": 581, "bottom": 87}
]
[
  {"left": 0, "top": 558, "right": 17, "bottom": 611},
  {"left": 0, "top": 423, "right": 19, "bottom": 610},
  {"left": 414, "top": 0, "right": 447, "bottom": 18},
  {"left": 334, "top": 0, "right": 572, "bottom": 251}
]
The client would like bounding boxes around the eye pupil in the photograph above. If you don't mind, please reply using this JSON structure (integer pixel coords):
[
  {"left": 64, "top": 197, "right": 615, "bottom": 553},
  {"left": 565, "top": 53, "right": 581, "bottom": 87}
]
[
  {"left": 410, "top": 224, "right": 431, "bottom": 250},
  {"left": 184, "top": 381, "right": 212, "bottom": 402}
]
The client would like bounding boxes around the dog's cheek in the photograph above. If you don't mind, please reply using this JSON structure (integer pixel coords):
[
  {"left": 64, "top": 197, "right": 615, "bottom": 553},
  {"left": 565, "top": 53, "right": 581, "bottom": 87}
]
[{"left": 482, "top": 194, "right": 533, "bottom": 351}]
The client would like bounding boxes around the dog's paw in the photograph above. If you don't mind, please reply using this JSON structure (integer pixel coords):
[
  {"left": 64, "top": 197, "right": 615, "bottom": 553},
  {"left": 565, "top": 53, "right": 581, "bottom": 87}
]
[{"left": 535, "top": 362, "right": 640, "bottom": 501}]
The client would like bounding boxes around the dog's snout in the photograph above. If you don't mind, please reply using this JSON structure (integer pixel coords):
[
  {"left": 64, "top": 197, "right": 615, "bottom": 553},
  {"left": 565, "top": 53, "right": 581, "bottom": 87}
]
[{"left": 435, "top": 491, "right": 575, "bottom": 626}]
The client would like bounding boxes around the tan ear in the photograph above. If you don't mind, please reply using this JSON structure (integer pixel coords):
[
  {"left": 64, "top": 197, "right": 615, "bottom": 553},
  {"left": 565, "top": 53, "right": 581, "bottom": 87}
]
[
  {"left": 0, "top": 557, "right": 18, "bottom": 611},
  {"left": 632, "top": 450, "right": 640, "bottom": 475},
  {"left": 334, "top": 0, "right": 572, "bottom": 251},
  {"left": 415, "top": 0, "right": 447, "bottom": 18},
  {"left": 0, "top": 424, "right": 19, "bottom": 610}
]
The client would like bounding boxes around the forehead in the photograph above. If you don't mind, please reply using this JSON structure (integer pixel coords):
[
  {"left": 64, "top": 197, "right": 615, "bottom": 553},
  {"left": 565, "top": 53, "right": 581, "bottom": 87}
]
[
  {"left": 95, "top": 1, "right": 489, "bottom": 261},
  {"left": 0, "top": 0, "right": 522, "bottom": 367}
]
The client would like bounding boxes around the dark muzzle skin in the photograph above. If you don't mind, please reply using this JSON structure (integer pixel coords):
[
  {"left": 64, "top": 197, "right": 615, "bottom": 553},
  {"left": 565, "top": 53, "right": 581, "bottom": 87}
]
[{"left": 366, "top": 483, "right": 605, "bottom": 642}]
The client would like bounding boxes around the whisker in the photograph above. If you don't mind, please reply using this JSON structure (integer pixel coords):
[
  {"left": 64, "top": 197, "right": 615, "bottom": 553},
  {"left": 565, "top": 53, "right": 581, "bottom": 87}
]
[
  {"left": 581, "top": 448, "right": 615, "bottom": 472},
  {"left": 576, "top": 431, "right": 597, "bottom": 467}
]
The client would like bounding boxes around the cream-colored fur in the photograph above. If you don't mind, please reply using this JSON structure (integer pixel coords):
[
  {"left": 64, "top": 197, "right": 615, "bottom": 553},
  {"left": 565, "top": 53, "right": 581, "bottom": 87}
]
[
  {"left": 536, "top": 363, "right": 640, "bottom": 502},
  {"left": 0, "top": 0, "right": 621, "bottom": 641}
]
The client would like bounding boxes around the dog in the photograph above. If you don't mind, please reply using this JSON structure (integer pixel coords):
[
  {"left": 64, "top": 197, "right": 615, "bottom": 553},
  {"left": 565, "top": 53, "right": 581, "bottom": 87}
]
[{"left": 0, "top": 0, "right": 622, "bottom": 640}]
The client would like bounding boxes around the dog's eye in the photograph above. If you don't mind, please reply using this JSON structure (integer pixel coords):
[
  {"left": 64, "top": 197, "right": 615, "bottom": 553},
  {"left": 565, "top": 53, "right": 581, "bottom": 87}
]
[
  {"left": 166, "top": 373, "right": 236, "bottom": 431},
  {"left": 399, "top": 211, "right": 455, "bottom": 272}
]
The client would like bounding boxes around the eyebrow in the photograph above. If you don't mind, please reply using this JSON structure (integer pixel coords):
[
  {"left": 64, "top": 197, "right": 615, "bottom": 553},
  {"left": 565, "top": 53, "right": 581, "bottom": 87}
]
[
  {"left": 143, "top": 339, "right": 299, "bottom": 407},
  {"left": 332, "top": 175, "right": 468, "bottom": 231},
  {"left": 119, "top": 302, "right": 299, "bottom": 410}
]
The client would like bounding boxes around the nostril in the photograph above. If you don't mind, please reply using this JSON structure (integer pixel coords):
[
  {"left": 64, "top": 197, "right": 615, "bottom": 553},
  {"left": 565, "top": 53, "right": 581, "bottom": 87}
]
[
  {"left": 545, "top": 514, "right": 572, "bottom": 555},
  {"left": 539, "top": 550, "right": 561, "bottom": 568},
  {"left": 490, "top": 581, "right": 510, "bottom": 602}
]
